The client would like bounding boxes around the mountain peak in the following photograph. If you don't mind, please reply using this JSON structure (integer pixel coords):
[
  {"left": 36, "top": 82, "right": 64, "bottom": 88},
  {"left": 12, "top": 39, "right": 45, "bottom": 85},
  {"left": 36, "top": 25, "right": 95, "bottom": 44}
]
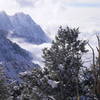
[
  {"left": 13, "top": 12, "right": 31, "bottom": 20},
  {"left": 11, "top": 12, "right": 37, "bottom": 26},
  {"left": 9, "top": 12, "right": 50, "bottom": 44},
  {"left": 0, "top": 11, "right": 50, "bottom": 44}
]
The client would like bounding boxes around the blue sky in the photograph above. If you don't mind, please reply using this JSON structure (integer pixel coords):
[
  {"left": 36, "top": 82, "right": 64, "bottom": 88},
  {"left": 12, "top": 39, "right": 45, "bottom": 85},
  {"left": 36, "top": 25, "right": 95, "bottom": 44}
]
[
  {"left": 0, "top": 0, "right": 100, "bottom": 39},
  {"left": 68, "top": 2, "right": 100, "bottom": 7},
  {"left": 15, "top": 0, "right": 100, "bottom": 8}
]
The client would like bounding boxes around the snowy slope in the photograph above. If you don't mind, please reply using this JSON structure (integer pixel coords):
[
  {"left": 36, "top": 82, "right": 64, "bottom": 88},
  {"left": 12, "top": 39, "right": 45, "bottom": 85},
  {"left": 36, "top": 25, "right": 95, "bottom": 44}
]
[{"left": 0, "top": 30, "right": 38, "bottom": 81}]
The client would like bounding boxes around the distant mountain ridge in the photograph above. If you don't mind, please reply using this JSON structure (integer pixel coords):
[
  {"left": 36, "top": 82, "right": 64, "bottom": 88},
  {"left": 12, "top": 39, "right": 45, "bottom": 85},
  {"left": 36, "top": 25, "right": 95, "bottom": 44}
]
[
  {"left": 0, "top": 11, "right": 50, "bottom": 44},
  {"left": 0, "top": 30, "right": 38, "bottom": 80}
]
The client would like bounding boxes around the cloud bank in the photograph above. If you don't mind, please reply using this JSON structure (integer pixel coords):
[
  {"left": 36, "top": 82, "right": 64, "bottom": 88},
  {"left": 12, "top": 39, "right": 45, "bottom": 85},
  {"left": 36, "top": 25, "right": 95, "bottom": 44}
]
[{"left": 0, "top": 0, "right": 100, "bottom": 39}]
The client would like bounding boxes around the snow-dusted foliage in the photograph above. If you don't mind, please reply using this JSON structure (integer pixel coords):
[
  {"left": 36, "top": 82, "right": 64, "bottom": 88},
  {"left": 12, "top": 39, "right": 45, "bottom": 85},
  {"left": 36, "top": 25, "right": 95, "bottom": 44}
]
[
  {"left": 10, "top": 68, "right": 58, "bottom": 100},
  {"left": 48, "top": 79, "right": 59, "bottom": 88},
  {"left": 42, "top": 26, "right": 88, "bottom": 100}
]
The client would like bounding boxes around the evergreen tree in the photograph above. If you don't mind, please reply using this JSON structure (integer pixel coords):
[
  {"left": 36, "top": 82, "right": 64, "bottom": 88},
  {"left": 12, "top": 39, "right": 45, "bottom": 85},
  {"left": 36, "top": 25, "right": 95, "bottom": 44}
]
[
  {"left": 42, "top": 26, "right": 87, "bottom": 100},
  {"left": 19, "top": 68, "right": 52, "bottom": 100}
]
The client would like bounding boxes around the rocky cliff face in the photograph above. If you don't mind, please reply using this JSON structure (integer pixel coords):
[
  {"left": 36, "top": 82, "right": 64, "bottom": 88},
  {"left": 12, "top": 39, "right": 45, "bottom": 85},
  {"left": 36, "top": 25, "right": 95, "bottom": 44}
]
[{"left": 0, "top": 30, "right": 38, "bottom": 81}]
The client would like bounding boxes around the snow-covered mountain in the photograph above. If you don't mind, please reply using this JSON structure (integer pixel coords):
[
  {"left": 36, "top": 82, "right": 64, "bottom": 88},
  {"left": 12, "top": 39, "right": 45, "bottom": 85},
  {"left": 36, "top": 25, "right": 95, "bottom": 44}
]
[
  {"left": 0, "top": 12, "right": 50, "bottom": 44},
  {"left": 0, "top": 30, "right": 38, "bottom": 81},
  {"left": 9, "top": 12, "right": 50, "bottom": 44}
]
